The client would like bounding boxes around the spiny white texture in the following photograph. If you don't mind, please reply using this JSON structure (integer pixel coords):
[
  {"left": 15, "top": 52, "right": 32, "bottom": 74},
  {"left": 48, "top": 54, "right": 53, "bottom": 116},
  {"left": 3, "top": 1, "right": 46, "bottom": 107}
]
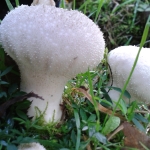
[
  {"left": 108, "top": 46, "right": 150, "bottom": 103},
  {"left": 18, "top": 142, "right": 46, "bottom": 150},
  {"left": 0, "top": 5, "right": 105, "bottom": 122}
]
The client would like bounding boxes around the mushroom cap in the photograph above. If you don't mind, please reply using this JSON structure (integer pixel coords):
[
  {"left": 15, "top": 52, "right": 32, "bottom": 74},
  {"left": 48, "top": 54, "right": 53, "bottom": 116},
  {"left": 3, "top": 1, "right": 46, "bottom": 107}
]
[
  {"left": 108, "top": 45, "right": 150, "bottom": 103},
  {"left": 18, "top": 142, "right": 46, "bottom": 150},
  {"left": 0, "top": 5, "right": 105, "bottom": 79}
]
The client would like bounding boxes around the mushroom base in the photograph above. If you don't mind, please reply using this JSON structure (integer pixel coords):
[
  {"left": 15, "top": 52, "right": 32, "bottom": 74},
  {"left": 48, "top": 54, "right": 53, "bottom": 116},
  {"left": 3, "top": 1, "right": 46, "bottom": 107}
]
[{"left": 20, "top": 69, "right": 67, "bottom": 122}]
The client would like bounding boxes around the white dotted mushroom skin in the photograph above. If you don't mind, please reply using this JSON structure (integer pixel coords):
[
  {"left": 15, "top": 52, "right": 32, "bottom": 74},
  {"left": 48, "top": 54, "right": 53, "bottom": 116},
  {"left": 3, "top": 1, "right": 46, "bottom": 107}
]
[
  {"left": 108, "top": 46, "right": 150, "bottom": 103},
  {"left": 0, "top": 5, "right": 105, "bottom": 122},
  {"left": 18, "top": 142, "right": 46, "bottom": 150}
]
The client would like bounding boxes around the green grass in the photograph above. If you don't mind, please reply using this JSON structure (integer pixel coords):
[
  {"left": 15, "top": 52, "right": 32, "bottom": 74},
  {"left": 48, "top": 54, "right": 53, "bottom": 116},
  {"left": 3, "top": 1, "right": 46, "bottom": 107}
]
[{"left": 0, "top": 0, "right": 150, "bottom": 150}]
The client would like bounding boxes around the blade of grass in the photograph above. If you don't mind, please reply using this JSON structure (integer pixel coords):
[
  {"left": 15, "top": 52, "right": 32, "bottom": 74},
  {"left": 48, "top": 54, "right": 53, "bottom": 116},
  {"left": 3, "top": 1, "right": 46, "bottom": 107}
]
[
  {"left": 139, "top": 17, "right": 150, "bottom": 47},
  {"left": 112, "top": 0, "right": 135, "bottom": 13},
  {"left": 5, "top": 0, "right": 14, "bottom": 11},
  {"left": 124, "top": 36, "right": 133, "bottom": 45},
  {"left": 94, "top": 0, "right": 104, "bottom": 23},
  {"left": 88, "top": 70, "right": 100, "bottom": 131},
  {"left": 78, "top": 0, "right": 90, "bottom": 14},
  {"left": 60, "top": 0, "right": 66, "bottom": 8},
  {"left": 130, "top": 0, "right": 140, "bottom": 29},
  {"left": 83, "top": 0, "right": 88, "bottom": 15},
  {"left": 15, "top": 0, "right": 20, "bottom": 6},
  {"left": 74, "top": 109, "right": 81, "bottom": 150},
  {"left": 113, "top": 15, "right": 150, "bottom": 112},
  {"left": 73, "top": 0, "right": 76, "bottom": 10}
]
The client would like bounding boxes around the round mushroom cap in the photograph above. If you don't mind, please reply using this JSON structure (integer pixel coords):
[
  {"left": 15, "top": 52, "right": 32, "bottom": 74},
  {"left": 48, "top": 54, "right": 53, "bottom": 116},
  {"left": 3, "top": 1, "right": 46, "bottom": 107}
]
[
  {"left": 18, "top": 142, "right": 46, "bottom": 150},
  {"left": 0, "top": 5, "right": 105, "bottom": 78},
  {"left": 108, "top": 45, "right": 150, "bottom": 103}
]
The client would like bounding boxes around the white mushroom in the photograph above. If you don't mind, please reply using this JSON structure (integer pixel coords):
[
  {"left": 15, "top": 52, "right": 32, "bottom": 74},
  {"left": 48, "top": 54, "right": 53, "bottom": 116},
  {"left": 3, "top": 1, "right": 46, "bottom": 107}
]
[
  {"left": 18, "top": 142, "right": 46, "bottom": 150},
  {"left": 0, "top": 1, "right": 105, "bottom": 122},
  {"left": 108, "top": 45, "right": 150, "bottom": 103}
]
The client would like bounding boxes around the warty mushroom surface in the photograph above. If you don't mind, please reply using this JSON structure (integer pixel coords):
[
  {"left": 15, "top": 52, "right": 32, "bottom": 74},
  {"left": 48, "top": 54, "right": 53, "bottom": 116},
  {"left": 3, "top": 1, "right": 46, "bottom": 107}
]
[
  {"left": 18, "top": 142, "right": 46, "bottom": 150},
  {"left": 108, "top": 45, "right": 150, "bottom": 103},
  {"left": 0, "top": 2, "right": 105, "bottom": 122}
]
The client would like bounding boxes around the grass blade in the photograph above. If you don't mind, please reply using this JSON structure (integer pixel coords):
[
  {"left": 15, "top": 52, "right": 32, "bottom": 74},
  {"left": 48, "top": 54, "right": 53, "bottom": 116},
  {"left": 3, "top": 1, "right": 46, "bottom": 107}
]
[
  {"left": 15, "top": 0, "right": 20, "bottom": 6},
  {"left": 94, "top": 0, "right": 104, "bottom": 23},
  {"left": 112, "top": 0, "right": 135, "bottom": 13},
  {"left": 5, "top": 0, "right": 14, "bottom": 11},
  {"left": 74, "top": 109, "right": 81, "bottom": 150}
]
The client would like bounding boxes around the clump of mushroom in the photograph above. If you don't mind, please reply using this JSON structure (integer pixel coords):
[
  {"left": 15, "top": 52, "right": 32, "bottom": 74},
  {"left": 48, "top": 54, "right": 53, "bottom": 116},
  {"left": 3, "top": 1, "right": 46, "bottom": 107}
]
[
  {"left": 108, "top": 45, "right": 150, "bottom": 103},
  {"left": 18, "top": 142, "right": 46, "bottom": 150},
  {"left": 0, "top": 0, "right": 105, "bottom": 122}
]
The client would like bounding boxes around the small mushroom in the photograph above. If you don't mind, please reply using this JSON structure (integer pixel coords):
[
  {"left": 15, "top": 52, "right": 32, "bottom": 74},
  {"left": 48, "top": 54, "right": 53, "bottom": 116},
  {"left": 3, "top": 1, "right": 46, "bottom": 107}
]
[
  {"left": 0, "top": 1, "right": 105, "bottom": 122},
  {"left": 108, "top": 45, "right": 150, "bottom": 103},
  {"left": 18, "top": 142, "right": 46, "bottom": 150}
]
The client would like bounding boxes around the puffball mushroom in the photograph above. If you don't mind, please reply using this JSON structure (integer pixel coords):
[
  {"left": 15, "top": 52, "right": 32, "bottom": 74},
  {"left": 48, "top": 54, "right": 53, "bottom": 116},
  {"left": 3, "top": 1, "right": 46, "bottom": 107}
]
[
  {"left": 108, "top": 45, "right": 150, "bottom": 103},
  {"left": 0, "top": 3, "right": 105, "bottom": 122},
  {"left": 18, "top": 142, "right": 46, "bottom": 150}
]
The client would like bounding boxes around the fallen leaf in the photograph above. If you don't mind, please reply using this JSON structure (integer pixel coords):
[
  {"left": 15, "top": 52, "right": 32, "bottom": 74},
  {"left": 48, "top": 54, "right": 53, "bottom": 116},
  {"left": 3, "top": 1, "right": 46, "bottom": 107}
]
[
  {"left": 122, "top": 122, "right": 150, "bottom": 150},
  {"left": 83, "top": 135, "right": 92, "bottom": 150},
  {"left": 108, "top": 124, "right": 124, "bottom": 141},
  {"left": 108, "top": 122, "right": 150, "bottom": 149},
  {"left": 0, "top": 92, "right": 43, "bottom": 117},
  {"left": 76, "top": 87, "right": 125, "bottom": 120}
]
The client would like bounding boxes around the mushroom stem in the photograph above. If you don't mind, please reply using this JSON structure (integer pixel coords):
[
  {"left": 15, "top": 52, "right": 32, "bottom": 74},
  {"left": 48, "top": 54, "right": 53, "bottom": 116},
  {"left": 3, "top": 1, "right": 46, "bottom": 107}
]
[{"left": 20, "top": 67, "right": 67, "bottom": 122}]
